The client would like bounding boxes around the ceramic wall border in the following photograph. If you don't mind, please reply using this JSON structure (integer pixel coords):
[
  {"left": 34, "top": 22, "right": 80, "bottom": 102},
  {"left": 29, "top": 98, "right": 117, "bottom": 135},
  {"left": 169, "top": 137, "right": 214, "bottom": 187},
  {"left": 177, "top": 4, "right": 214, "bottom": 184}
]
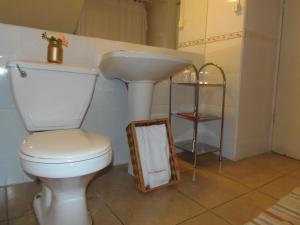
[{"left": 178, "top": 31, "right": 243, "bottom": 48}]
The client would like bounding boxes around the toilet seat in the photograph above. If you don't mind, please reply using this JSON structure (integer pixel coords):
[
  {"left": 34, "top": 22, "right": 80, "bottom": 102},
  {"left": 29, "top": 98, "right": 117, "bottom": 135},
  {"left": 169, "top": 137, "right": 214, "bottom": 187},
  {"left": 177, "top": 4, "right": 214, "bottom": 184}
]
[
  {"left": 19, "top": 129, "right": 112, "bottom": 178},
  {"left": 20, "top": 129, "right": 111, "bottom": 163}
]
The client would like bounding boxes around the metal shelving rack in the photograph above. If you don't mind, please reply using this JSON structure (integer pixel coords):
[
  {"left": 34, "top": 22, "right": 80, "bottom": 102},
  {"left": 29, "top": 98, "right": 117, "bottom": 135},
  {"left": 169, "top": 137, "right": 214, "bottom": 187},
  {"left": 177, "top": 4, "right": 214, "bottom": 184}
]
[{"left": 169, "top": 63, "right": 226, "bottom": 167}]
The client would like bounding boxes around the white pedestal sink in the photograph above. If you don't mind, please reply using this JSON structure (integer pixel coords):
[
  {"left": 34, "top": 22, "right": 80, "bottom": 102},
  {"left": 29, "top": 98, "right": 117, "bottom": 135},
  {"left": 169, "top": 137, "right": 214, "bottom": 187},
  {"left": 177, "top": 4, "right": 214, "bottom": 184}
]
[
  {"left": 100, "top": 51, "right": 191, "bottom": 121},
  {"left": 100, "top": 50, "right": 191, "bottom": 174}
]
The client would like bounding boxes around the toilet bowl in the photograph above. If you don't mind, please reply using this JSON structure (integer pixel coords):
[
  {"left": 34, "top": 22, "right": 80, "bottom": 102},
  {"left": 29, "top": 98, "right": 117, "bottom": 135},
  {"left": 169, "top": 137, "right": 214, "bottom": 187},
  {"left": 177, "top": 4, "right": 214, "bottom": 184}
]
[
  {"left": 20, "top": 129, "right": 112, "bottom": 225},
  {"left": 7, "top": 60, "right": 112, "bottom": 225}
]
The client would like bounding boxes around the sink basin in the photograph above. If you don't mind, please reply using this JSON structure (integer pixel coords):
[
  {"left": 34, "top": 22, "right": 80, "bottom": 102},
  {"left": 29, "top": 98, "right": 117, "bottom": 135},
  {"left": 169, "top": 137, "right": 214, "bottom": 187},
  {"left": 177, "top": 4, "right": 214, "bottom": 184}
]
[
  {"left": 100, "top": 51, "right": 191, "bottom": 82},
  {"left": 99, "top": 51, "right": 191, "bottom": 121}
]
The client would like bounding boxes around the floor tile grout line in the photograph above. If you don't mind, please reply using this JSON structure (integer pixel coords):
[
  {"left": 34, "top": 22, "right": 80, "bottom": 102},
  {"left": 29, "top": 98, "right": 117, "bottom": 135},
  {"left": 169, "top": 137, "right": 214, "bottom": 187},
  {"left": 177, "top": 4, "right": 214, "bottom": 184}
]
[
  {"left": 174, "top": 208, "right": 235, "bottom": 225},
  {"left": 195, "top": 161, "right": 300, "bottom": 192},
  {"left": 242, "top": 166, "right": 300, "bottom": 202},
  {"left": 174, "top": 211, "right": 209, "bottom": 225},
  {"left": 197, "top": 167, "right": 259, "bottom": 190},
  {"left": 173, "top": 174, "right": 262, "bottom": 225},
  {"left": 175, "top": 209, "right": 234, "bottom": 225},
  {"left": 207, "top": 189, "right": 276, "bottom": 225},
  {"left": 252, "top": 167, "right": 300, "bottom": 191},
  {"left": 209, "top": 189, "right": 254, "bottom": 210},
  {"left": 174, "top": 186, "right": 208, "bottom": 210},
  {"left": 208, "top": 209, "right": 234, "bottom": 225},
  {"left": 175, "top": 163, "right": 286, "bottom": 213},
  {"left": 177, "top": 170, "right": 253, "bottom": 204},
  {"left": 204, "top": 169, "right": 300, "bottom": 225},
  {"left": 63, "top": 170, "right": 293, "bottom": 225},
  {"left": 180, "top": 158, "right": 258, "bottom": 190},
  {"left": 173, "top": 184, "right": 259, "bottom": 224},
  {"left": 98, "top": 185, "right": 208, "bottom": 225},
  {"left": 186, "top": 168, "right": 252, "bottom": 190},
  {"left": 101, "top": 199, "right": 126, "bottom": 225},
  {"left": 207, "top": 175, "right": 297, "bottom": 211},
  {"left": 179, "top": 166, "right": 256, "bottom": 202},
  {"left": 256, "top": 190, "right": 279, "bottom": 200},
  {"left": 171, "top": 189, "right": 235, "bottom": 225}
]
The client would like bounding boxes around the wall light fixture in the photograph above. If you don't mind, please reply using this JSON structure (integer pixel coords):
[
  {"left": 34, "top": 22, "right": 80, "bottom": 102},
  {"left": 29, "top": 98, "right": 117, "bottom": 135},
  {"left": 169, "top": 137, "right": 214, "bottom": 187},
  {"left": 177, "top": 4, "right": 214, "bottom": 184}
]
[{"left": 227, "top": 0, "right": 242, "bottom": 15}]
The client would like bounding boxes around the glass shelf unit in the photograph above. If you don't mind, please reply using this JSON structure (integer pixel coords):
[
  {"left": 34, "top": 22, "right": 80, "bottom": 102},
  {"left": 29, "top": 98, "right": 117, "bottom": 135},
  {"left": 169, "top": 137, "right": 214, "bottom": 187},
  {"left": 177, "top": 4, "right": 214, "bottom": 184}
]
[{"left": 169, "top": 63, "right": 226, "bottom": 167}]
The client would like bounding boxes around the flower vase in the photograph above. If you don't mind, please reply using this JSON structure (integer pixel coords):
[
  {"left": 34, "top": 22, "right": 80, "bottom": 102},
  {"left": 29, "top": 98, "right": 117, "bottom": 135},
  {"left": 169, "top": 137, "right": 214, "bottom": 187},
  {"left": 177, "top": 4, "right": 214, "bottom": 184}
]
[{"left": 47, "top": 40, "right": 63, "bottom": 63}]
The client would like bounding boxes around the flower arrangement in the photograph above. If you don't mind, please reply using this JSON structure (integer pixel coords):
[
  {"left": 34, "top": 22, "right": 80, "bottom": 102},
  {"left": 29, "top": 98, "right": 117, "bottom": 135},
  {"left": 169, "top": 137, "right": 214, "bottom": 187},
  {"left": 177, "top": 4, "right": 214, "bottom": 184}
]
[
  {"left": 42, "top": 32, "right": 69, "bottom": 47},
  {"left": 42, "top": 32, "right": 69, "bottom": 63}
]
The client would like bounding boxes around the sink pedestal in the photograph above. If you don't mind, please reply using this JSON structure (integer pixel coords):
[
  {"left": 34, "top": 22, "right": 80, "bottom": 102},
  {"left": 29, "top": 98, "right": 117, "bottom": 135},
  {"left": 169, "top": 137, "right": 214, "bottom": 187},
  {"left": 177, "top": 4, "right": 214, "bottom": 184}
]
[
  {"left": 127, "top": 81, "right": 155, "bottom": 175},
  {"left": 128, "top": 81, "right": 154, "bottom": 121}
]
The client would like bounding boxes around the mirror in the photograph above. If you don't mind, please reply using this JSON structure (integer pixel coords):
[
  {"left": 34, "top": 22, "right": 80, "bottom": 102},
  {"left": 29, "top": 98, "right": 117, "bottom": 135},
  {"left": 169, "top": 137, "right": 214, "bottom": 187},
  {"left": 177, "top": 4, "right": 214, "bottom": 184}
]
[{"left": 0, "top": 0, "right": 208, "bottom": 50}]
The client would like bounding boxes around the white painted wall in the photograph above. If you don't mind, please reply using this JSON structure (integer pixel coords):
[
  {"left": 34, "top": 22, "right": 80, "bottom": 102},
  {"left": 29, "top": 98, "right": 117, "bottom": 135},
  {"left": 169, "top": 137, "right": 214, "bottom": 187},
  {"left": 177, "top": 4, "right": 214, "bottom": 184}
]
[
  {"left": 0, "top": 23, "right": 199, "bottom": 187},
  {"left": 236, "top": 0, "right": 282, "bottom": 159},
  {"left": 272, "top": 0, "right": 300, "bottom": 159}
]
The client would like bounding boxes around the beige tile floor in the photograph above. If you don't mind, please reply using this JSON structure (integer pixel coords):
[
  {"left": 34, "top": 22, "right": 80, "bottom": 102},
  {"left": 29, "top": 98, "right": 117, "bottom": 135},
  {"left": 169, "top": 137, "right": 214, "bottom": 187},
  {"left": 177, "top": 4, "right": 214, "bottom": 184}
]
[{"left": 1, "top": 152, "right": 300, "bottom": 225}]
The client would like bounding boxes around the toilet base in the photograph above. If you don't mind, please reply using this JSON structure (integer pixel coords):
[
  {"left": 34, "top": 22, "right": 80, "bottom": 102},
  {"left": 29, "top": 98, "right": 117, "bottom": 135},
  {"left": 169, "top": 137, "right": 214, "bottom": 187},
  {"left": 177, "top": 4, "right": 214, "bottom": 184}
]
[
  {"left": 33, "top": 174, "right": 94, "bottom": 225},
  {"left": 33, "top": 192, "right": 48, "bottom": 225}
]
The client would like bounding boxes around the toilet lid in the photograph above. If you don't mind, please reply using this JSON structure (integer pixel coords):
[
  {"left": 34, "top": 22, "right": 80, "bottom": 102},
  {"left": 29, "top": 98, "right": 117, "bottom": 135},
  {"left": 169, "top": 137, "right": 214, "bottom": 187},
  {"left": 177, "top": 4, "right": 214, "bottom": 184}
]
[{"left": 21, "top": 129, "right": 112, "bottom": 163}]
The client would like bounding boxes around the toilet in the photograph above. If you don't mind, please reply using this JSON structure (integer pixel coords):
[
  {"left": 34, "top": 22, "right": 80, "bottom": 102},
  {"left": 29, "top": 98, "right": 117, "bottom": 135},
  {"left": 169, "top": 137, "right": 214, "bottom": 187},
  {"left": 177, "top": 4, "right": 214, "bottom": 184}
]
[{"left": 7, "top": 60, "right": 112, "bottom": 225}]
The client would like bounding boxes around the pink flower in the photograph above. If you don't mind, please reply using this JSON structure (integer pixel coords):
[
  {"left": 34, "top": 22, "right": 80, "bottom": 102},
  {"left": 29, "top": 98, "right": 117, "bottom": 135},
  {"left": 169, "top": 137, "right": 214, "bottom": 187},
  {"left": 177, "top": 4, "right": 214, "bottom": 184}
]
[
  {"left": 59, "top": 34, "right": 69, "bottom": 47},
  {"left": 42, "top": 32, "right": 69, "bottom": 47}
]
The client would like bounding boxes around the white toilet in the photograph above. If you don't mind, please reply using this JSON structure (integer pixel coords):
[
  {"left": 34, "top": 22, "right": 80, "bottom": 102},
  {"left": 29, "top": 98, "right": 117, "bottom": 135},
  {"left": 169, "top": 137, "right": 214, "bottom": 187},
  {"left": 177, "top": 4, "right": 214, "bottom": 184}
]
[{"left": 7, "top": 60, "right": 112, "bottom": 225}]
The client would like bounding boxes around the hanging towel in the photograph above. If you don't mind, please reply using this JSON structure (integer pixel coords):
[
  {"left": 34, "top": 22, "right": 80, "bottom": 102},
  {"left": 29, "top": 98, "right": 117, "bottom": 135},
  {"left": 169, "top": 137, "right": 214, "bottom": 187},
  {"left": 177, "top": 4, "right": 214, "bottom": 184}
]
[{"left": 136, "top": 124, "right": 171, "bottom": 188}]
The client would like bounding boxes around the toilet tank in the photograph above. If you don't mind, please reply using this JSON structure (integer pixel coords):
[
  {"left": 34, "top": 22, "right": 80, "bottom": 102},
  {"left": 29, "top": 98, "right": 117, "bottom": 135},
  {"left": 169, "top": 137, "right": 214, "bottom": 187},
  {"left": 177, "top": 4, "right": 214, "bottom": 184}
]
[{"left": 7, "top": 60, "right": 99, "bottom": 131}]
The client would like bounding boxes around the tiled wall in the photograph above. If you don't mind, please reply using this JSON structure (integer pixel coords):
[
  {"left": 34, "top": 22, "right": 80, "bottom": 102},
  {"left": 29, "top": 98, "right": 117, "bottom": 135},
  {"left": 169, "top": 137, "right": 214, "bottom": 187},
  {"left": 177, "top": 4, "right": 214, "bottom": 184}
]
[
  {"left": 0, "top": 23, "right": 199, "bottom": 186},
  {"left": 174, "top": 0, "right": 207, "bottom": 144},
  {"left": 178, "top": 0, "right": 208, "bottom": 55},
  {"left": 202, "top": 0, "right": 246, "bottom": 160},
  {"left": 178, "top": 0, "right": 245, "bottom": 159}
]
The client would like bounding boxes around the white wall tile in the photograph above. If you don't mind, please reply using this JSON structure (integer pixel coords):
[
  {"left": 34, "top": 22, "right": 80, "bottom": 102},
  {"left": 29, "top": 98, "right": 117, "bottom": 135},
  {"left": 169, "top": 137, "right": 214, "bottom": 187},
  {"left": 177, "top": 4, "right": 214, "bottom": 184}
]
[
  {"left": 0, "top": 23, "right": 20, "bottom": 58},
  {"left": 202, "top": 37, "right": 242, "bottom": 160},
  {"left": 206, "top": 0, "right": 245, "bottom": 37},
  {"left": 0, "top": 109, "right": 29, "bottom": 186},
  {"left": 0, "top": 70, "right": 15, "bottom": 110},
  {"left": 178, "top": 0, "right": 208, "bottom": 43}
]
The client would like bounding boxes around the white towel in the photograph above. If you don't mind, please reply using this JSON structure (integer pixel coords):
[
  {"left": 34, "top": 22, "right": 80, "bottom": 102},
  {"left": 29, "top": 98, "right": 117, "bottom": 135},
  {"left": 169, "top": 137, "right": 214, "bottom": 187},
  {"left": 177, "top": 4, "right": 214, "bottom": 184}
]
[{"left": 136, "top": 125, "right": 171, "bottom": 188}]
